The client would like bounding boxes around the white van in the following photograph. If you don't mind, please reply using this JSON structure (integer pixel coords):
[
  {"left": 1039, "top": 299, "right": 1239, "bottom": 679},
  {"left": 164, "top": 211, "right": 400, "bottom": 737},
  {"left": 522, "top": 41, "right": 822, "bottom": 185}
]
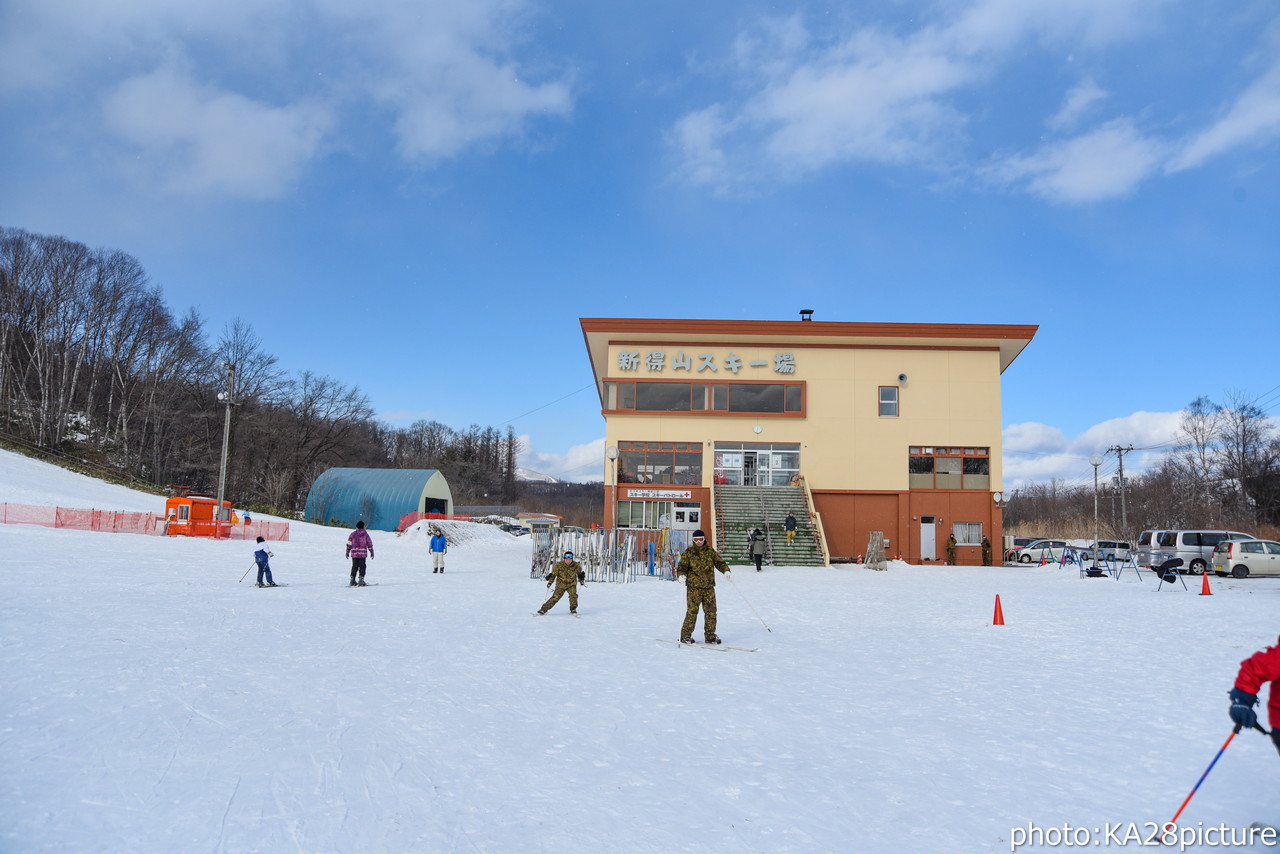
[
  {"left": 1155, "top": 529, "right": 1254, "bottom": 575},
  {"left": 1134, "top": 530, "right": 1167, "bottom": 567}
]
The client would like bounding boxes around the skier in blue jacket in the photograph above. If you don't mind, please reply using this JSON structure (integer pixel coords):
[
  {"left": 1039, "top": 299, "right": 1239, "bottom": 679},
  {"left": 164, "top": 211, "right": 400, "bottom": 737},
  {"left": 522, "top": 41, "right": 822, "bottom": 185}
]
[{"left": 429, "top": 528, "right": 448, "bottom": 573}]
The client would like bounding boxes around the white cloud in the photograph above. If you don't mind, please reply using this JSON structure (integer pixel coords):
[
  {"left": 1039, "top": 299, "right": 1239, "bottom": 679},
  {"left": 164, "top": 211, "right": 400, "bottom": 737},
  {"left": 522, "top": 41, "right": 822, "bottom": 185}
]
[
  {"left": 1168, "top": 61, "right": 1280, "bottom": 172},
  {"left": 667, "top": 1, "right": 1159, "bottom": 192},
  {"left": 103, "top": 67, "right": 333, "bottom": 198},
  {"left": 4, "top": 0, "right": 573, "bottom": 197},
  {"left": 986, "top": 118, "right": 1165, "bottom": 203},
  {"left": 519, "top": 434, "right": 605, "bottom": 484},
  {"left": 1002, "top": 411, "right": 1183, "bottom": 489},
  {"left": 1046, "top": 79, "right": 1107, "bottom": 131}
]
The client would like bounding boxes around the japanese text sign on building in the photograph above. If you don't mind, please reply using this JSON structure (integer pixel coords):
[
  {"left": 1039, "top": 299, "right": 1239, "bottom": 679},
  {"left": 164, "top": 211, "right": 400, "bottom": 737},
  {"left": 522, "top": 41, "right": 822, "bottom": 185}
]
[
  {"left": 616, "top": 350, "right": 796, "bottom": 375},
  {"left": 626, "top": 489, "right": 693, "bottom": 500}
]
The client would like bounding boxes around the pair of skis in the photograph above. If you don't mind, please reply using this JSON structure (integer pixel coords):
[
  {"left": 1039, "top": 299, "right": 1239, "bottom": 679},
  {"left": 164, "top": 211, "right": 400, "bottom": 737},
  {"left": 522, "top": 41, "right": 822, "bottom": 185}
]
[{"left": 656, "top": 638, "right": 758, "bottom": 653}]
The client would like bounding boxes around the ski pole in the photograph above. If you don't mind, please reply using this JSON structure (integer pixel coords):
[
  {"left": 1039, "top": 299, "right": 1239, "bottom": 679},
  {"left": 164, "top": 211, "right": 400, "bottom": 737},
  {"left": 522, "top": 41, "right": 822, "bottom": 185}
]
[
  {"left": 1162, "top": 725, "right": 1240, "bottom": 842},
  {"left": 240, "top": 562, "right": 255, "bottom": 583},
  {"left": 726, "top": 572, "right": 771, "bottom": 632}
]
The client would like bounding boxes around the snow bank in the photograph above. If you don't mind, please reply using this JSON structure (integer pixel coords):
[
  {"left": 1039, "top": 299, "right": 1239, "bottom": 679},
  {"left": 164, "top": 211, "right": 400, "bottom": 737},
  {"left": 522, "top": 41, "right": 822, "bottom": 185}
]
[{"left": 2, "top": 450, "right": 1278, "bottom": 853}]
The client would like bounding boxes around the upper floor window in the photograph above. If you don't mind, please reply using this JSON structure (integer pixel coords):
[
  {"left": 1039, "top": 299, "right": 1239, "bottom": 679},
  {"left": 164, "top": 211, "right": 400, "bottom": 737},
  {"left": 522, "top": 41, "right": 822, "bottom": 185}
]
[
  {"left": 879, "top": 386, "right": 899, "bottom": 417},
  {"left": 908, "top": 446, "right": 990, "bottom": 490},
  {"left": 604, "top": 379, "right": 804, "bottom": 416}
]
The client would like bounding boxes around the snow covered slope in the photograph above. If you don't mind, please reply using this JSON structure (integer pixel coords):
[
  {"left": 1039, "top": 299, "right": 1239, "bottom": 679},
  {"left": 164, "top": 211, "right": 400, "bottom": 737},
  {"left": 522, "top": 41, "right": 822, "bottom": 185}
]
[{"left": 1, "top": 450, "right": 1277, "bottom": 852}]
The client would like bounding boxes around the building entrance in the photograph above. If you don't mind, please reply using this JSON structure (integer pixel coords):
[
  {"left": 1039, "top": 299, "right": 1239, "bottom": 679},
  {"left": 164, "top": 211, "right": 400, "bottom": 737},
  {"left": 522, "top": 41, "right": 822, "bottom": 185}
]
[
  {"left": 920, "top": 516, "right": 937, "bottom": 561},
  {"left": 713, "top": 443, "right": 800, "bottom": 486}
]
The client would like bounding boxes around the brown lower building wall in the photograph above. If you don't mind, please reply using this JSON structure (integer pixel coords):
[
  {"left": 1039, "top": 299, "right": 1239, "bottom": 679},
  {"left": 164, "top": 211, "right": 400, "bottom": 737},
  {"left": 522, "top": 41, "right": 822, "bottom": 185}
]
[{"left": 813, "top": 490, "right": 1003, "bottom": 565}]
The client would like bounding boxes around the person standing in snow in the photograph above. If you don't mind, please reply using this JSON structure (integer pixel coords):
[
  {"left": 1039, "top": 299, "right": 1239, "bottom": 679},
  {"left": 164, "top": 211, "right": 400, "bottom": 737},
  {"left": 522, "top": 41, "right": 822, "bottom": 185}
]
[
  {"left": 981, "top": 536, "right": 992, "bottom": 566},
  {"left": 346, "top": 521, "right": 374, "bottom": 586},
  {"left": 676, "top": 529, "right": 731, "bottom": 644},
  {"left": 1229, "top": 636, "right": 1280, "bottom": 758},
  {"left": 253, "top": 536, "right": 278, "bottom": 587},
  {"left": 538, "top": 551, "right": 583, "bottom": 615},
  {"left": 749, "top": 527, "right": 767, "bottom": 572},
  {"left": 784, "top": 511, "right": 798, "bottom": 544},
  {"left": 429, "top": 527, "right": 448, "bottom": 574},
  {"left": 946, "top": 534, "right": 958, "bottom": 565}
]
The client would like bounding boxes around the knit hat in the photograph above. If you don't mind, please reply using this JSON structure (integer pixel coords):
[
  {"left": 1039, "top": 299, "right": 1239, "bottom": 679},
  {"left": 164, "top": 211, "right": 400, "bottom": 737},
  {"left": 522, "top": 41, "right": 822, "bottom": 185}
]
[{"left": 693, "top": 529, "right": 706, "bottom": 538}]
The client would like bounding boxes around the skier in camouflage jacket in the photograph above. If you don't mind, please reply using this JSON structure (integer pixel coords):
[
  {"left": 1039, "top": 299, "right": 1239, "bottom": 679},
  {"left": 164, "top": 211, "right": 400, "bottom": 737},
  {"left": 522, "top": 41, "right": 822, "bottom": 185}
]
[
  {"left": 676, "top": 530, "right": 730, "bottom": 644},
  {"left": 538, "top": 552, "right": 584, "bottom": 615}
]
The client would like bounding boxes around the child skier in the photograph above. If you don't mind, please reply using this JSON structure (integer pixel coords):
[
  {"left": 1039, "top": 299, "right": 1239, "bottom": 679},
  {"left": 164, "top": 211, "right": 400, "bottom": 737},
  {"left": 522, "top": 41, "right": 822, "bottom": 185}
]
[
  {"left": 346, "top": 521, "right": 374, "bottom": 586},
  {"left": 429, "top": 528, "right": 448, "bottom": 573},
  {"left": 253, "top": 536, "right": 277, "bottom": 587}
]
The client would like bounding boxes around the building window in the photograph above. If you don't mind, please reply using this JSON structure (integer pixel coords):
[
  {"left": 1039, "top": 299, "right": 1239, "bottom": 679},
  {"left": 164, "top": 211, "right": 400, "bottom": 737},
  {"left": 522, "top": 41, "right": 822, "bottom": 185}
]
[
  {"left": 616, "top": 442, "right": 703, "bottom": 484},
  {"left": 604, "top": 379, "right": 804, "bottom": 416},
  {"left": 954, "top": 523, "right": 983, "bottom": 545},
  {"left": 879, "top": 386, "right": 899, "bottom": 417},
  {"left": 907, "top": 446, "right": 990, "bottom": 489}
]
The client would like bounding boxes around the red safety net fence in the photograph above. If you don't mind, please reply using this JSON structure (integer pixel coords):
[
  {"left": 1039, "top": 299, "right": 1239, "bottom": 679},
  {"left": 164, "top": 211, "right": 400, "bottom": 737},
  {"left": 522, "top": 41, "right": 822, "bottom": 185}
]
[{"left": 0, "top": 503, "right": 290, "bottom": 540}]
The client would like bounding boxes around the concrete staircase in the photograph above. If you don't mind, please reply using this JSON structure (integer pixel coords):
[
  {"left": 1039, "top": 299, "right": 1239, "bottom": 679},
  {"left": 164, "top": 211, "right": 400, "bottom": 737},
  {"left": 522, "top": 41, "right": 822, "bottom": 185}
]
[{"left": 713, "top": 485, "right": 825, "bottom": 567}]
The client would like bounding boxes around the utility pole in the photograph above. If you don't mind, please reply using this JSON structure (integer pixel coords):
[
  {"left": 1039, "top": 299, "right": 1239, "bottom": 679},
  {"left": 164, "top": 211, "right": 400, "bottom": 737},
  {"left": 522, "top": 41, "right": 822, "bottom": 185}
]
[
  {"left": 215, "top": 363, "right": 237, "bottom": 538},
  {"left": 1107, "top": 445, "right": 1134, "bottom": 533}
]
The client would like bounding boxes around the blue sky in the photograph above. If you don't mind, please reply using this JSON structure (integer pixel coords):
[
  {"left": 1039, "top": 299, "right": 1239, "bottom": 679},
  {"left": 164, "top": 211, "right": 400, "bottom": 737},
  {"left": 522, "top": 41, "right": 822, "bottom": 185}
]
[{"left": 2, "top": 0, "right": 1278, "bottom": 489}]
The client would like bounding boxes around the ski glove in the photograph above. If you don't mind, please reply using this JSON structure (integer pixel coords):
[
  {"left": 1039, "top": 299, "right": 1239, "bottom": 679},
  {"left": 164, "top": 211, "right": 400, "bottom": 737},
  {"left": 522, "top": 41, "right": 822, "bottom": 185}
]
[
  {"left": 545, "top": 573, "right": 553, "bottom": 582},
  {"left": 1229, "top": 688, "right": 1259, "bottom": 729},
  {"left": 577, "top": 571, "right": 585, "bottom": 583}
]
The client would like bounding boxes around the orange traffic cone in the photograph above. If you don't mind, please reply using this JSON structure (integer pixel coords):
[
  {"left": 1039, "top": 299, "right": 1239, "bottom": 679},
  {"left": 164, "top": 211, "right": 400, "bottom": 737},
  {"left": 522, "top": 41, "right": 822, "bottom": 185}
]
[
  {"left": 1199, "top": 572, "right": 1213, "bottom": 596},
  {"left": 993, "top": 594, "right": 1005, "bottom": 626}
]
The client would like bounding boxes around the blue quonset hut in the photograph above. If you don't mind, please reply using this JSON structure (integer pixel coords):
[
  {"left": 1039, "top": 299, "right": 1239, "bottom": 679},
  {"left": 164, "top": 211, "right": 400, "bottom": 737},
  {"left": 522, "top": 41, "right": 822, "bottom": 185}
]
[{"left": 305, "top": 467, "right": 453, "bottom": 532}]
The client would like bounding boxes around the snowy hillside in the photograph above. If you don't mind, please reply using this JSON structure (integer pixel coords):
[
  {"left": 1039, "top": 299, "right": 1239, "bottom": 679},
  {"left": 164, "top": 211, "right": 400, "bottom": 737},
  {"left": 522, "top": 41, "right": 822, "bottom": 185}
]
[
  {"left": 1, "top": 449, "right": 1278, "bottom": 852},
  {"left": 516, "top": 465, "right": 559, "bottom": 483}
]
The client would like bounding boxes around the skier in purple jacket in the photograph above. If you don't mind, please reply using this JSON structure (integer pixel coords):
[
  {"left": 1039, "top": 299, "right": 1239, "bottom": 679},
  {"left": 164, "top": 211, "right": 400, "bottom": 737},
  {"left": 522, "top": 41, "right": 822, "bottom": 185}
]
[{"left": 346, "top": 521, "right": 374, "bottom": 586}]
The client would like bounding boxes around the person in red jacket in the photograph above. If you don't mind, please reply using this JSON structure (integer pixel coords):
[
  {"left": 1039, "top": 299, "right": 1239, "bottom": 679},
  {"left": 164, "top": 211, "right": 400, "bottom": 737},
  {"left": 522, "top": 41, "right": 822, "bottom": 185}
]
[
  {"left": 1229, "top": 636, "right": 1280, "bottom": 757},
  {"left": 346, "top": 521, "right": 374, "bottom": 586}
]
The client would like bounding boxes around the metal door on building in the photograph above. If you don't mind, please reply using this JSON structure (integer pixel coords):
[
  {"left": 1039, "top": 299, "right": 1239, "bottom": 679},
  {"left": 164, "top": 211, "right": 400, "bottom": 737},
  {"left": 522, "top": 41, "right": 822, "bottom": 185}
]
[
  {"left": 672, "top": 506, "right": 701, "bottom": 531},
  {"left": 742, "top": 452, "right": 759, "bottom": 486},
  {"left": 920, "top": 516, "right": 936, "bottom": 561}
]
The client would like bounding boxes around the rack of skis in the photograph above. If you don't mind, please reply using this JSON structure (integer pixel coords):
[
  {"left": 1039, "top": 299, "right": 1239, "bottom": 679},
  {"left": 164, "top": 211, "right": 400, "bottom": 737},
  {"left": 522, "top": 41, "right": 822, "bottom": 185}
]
[{"left": 529, "top": 528, "right": 695, "bottom": 583}]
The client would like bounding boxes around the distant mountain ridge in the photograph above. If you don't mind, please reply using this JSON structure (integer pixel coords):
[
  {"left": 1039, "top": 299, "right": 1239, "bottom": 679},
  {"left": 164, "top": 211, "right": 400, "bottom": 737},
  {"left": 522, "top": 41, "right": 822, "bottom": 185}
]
[{"left": 516, "top": 466, "right": 559, "bottom": 483}]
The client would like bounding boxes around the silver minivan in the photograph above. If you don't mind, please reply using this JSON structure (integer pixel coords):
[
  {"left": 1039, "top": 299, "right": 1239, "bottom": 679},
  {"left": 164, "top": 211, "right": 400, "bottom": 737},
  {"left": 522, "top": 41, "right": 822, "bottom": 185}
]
[
  {"left": 1134, "top": 530, "right": 1167, "bottom": 567},
  {"left": 1155, "top": 529, "right": 1254, "bottom": 574}
]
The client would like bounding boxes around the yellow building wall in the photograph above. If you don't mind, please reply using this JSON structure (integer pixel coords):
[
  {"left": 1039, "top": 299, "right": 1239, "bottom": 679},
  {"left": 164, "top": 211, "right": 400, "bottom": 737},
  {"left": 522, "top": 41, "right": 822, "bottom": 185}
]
[{"left": 603, "top": 343, "right": 1004, "bottom": 492}]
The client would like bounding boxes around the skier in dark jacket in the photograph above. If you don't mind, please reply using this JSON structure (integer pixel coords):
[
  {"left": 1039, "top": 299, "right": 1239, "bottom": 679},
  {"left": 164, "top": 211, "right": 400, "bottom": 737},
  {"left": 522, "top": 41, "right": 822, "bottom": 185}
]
[
  {"left": 252, "top": 536, "right": 277, "bottom": 587},
  {"left": 346, "top": 521, "right": 374, "bottom": 586},
  {"left": 676, "top": 530, "right": 730, "bottom": 644},
  {"left": 1229, "top": 636, "right": 1280, "bottom": 757},
  {"left": 538, "top": 551, "right": 584, "bottom": 615},
  {"left": 749, "top": 528, "right": 767, "bottom": 572}
]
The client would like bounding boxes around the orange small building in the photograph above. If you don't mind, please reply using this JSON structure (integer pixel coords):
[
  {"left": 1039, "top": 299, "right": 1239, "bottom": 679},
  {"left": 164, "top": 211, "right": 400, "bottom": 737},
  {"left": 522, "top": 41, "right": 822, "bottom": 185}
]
[{"left": 163, "top": 489, "right": 233, "bottom": 538}]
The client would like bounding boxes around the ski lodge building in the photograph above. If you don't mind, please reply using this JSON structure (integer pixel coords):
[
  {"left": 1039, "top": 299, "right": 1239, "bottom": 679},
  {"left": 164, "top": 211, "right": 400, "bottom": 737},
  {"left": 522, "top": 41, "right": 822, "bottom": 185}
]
[{"left": 580, "top": 317, "right": 1037, "bottom": 566}]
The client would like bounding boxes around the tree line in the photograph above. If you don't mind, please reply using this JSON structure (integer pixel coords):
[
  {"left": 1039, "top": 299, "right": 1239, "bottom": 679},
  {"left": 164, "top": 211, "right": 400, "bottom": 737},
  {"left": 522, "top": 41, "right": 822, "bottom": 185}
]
[
  {"left": 0, "top": 225, "right": 538, "bottom": 517},
  {"left": 1004, "top": 393, "right": 1280, "bottom": 541}
]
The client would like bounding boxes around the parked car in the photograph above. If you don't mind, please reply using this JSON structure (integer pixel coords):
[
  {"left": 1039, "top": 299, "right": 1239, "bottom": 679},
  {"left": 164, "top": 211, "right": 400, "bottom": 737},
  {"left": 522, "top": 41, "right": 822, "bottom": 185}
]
[
  {"left": 1156, "top": 529, "right": 1254, "bottom": 575},
  {"left": 1093, "top": 540, "right": 1133, "bottom": 561},
  {"left": 1012, "top": 539, "right": 1072, "bottom": 563},
  {"left": 1212, "top": 539, "right": 1280, "bottom": 578},
  {"left": 499, "top": 524, "right": 528, "bottom": 536},
  {"left": 1134, "top": 530, "right": 1168, "bottom": 567},
  {"left": 1003, "top": 537, "right": 1040, "bottom": 562},
  {"left": 560, "top": 526, "right": 586, "bottom": 535}
]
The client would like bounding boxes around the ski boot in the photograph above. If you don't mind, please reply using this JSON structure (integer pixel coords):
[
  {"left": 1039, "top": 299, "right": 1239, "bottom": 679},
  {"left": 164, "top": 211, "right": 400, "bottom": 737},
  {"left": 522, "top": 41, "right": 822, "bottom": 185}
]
[
  {"left": 705, "top": 635, "right": 723, "bottom": 645},
  {"left": 680, "top": 637, "right": 696, "bottom": 645}
]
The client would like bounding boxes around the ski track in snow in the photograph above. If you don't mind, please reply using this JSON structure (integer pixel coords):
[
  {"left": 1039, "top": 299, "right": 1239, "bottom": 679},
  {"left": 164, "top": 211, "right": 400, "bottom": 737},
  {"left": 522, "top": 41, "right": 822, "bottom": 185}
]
[{"left": 1, "top": 448, "right": 1278, "bottom": 852}]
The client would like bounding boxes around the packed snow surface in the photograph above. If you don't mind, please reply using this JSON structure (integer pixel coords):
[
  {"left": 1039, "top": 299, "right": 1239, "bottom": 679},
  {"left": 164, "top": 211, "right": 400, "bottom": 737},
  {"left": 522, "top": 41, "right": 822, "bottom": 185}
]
[{"left": 1, "top": 449, "right": 1276, "bottom": 852}]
